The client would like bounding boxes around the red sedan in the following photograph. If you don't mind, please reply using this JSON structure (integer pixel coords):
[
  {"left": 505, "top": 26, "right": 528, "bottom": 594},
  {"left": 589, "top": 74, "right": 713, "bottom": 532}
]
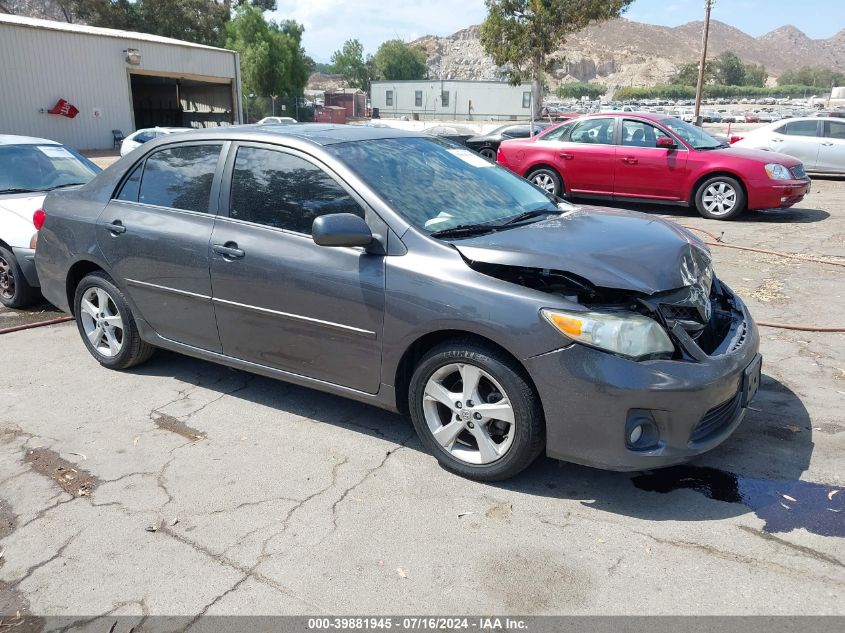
[{"left": 496, "top": 112, "right": 810, "bottom": 220}]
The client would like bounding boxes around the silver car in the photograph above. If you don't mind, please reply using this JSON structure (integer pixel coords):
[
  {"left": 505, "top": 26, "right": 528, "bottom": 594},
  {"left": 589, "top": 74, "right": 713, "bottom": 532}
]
[{"left": 732, "top": 117, "right": 845, "bottom": 175}]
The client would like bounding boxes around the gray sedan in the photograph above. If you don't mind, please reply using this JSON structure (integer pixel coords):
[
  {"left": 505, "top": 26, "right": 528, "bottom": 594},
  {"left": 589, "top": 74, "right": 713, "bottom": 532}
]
[{"left": 35, "top": 125, "right": 760, "bottom": 480}]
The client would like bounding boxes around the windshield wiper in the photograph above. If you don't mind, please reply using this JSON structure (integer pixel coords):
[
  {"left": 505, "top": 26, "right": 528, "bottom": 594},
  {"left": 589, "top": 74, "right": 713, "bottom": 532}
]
[
  {"left": 499, "top": 207, "right": 559, "bottom": 226},
  {"left": 46, "top": 182, "right": 85, "bottom": 190},
  {"left": 430, "top": 223, "right": 499, "bottom": 239},
  {"left": 0, "top": 188, "right": 35, "bottom": 195}
]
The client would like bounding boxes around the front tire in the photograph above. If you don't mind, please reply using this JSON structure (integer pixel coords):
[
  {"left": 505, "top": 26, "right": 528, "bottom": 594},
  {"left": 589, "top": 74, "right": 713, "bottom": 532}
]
[
  {"left": 527, "top": 168, "right": 563, "bottom": 198},
  {"left": 0, "top": 246, "right": 39, "bottom": 308},
  {"left": 408, "top": 341, "right": 545, "bottom": 481},
  {"left": 73, "top": 271, "right": 154, "bottom": 369},
  {"left": 478, "top": 147, "right": 497, "bottom": 160},
  {"left": 694, "top": 176, "right": 746, "bottom": 220}
]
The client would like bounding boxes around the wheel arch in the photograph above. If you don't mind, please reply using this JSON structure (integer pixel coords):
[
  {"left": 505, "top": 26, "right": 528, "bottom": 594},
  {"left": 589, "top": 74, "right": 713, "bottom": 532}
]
[
  {"left": 689, "top": 170, "right": 748, "bottom": 206},
  {"left": 65, "top": 259, "right": 106, "bottom": 315},
  {"left": 392, "top": 329, "right": 541, "bottom": 418}
]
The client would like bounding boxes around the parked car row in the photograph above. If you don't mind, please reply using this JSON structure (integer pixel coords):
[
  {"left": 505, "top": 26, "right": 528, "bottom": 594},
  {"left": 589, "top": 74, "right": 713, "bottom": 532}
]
[{"left": 34, "top": 124, "right": 762, "bottom": 481}]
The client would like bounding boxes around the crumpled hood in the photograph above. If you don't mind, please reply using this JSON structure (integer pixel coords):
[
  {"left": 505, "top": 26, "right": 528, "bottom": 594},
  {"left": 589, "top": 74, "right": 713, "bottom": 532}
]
[
  {"left": 0, "top": 194, "right": 45, "bottom": 223},
  {"left": 453, "top": 206, "right": 712, "bottom": 295}
]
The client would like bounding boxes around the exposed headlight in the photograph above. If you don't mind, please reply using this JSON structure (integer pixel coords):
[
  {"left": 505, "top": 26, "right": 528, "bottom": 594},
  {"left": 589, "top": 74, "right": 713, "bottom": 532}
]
[
  {"left": 541, "top": 309, "right": 674, "bottom": 361},
  {"left": 765, "top": 163, "right": 791, "bottom": 180}
]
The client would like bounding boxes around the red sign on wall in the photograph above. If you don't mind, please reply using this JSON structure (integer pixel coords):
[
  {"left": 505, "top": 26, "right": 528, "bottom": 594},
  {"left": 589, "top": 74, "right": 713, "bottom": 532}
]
[{"left": 47, "top": 98, "right": 80, "bottom": 119}]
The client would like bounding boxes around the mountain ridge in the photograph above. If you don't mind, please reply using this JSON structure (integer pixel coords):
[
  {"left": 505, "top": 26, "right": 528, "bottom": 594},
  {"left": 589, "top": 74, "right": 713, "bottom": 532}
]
[{"left": 412, "top": 18, "right": 845, "bottom": 92}]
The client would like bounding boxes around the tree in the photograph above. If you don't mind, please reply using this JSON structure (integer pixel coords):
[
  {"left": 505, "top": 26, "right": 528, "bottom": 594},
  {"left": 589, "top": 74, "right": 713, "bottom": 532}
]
[
  {"left": 714, "top": 51, "right": 745, "bottom": 86},
  {"left": 671, "top": 61, "right": 715, "bottom": 86},
  {"left": 371, "top": 39, "right": 428, "bottom": 81},
  {"left": 743, "top": 63, "right": 767, "bottom": 87},
  {"left": 330, "top": 39, "right": 371, "bottom": 90},
  {"left": 556, "top": 82, "right": 605, "bottom": 100},
  {"left": 226, "top": 5, "right": 309, "bottom": 119},
  {"left": 480, "top": 0, "right": 633, "bottom": 116},
  {"left": 137, "top": 0, "right": 229, "bottom": 46},
  {"left": 778, "top": 66, "right": 845, "bottom": 89}
]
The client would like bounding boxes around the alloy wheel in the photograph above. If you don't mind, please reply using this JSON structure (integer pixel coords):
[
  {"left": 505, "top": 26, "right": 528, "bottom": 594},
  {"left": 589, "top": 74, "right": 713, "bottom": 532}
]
[
  {"left": 531, "top": 173, "right": 557, "bottom": 194},
  {"left": 0, "top": 255, "right": 14, "bottom": 300},
  {"left": 79, "top": 287, "right": 124, "bottom": 357},
  {"left": 702, "top": 181, "right": 738, "bottom": 217},
  {"left": 422, "top": 363, "right": 516, "bottom": 465}
]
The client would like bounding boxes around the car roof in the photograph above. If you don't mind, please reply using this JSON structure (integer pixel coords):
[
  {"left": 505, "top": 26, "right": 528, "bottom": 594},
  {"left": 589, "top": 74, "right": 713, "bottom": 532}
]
[
  {"left": 582, "top": 112, "right": 673, "bottom": 122},
  {"left": 160, "top": 123, "right": 422, "bottom": 146},
  {"left": 0, "top": 134, "right": 60, "bottom": 146}
]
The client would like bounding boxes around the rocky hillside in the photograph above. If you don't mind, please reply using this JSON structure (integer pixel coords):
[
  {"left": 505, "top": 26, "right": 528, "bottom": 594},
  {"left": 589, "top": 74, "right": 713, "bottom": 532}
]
[{"left": 412, "top": 18, "right": 845, "bottom": 93}]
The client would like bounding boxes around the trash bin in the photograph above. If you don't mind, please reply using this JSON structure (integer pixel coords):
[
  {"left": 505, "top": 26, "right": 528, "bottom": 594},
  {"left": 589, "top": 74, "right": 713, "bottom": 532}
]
[
  {"left": 372, "top": 107, "right": 380, "bottom": 119},
  {"left": 412, "top": 112, "right": 419, "bottom": 121}
]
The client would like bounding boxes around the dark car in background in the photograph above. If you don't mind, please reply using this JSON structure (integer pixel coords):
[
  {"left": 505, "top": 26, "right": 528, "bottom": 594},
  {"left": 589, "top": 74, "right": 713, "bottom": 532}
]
[
  {"left": 36, "top": 124, "right": 760, "bottom": 481},
  {"left": 465, "top": 122, "right": 550, "bottom": 159},
  {"left": 423, "top": 125, "right": 478, "bottom": 147}
]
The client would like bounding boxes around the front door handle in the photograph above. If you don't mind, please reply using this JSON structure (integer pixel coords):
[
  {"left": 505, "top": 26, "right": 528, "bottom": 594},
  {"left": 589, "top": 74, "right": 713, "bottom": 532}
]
[
  {"left": 622, "top": 156, "right": 638, "bottom": 165},
  {"left": 212, "top": 242, "right": 245, "bottom": 259},
  {"left": 821, "top": 142, "right": 834, "bottom": 146},
  {"left": 771, "top": 137, "right": 783, "bottom": 142},
  {"left": 106, "top": 220, "right": 126, "bottom": 235},
  {"left": 559, "top": 152, "right": 574, "bottom": 160}
]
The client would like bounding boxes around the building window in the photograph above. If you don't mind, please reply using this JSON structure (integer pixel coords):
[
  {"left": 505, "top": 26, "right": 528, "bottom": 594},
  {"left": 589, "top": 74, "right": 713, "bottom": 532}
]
[
  {"left": 386, "top": 90, "right": 394, "bottom": 106},
  {"left": 522, "top": 91, "right": 531, "bottom": 109},
  {"left": 441, "top": 90, "right": 449, "bottom": 107},
  {"left": 415, "top": 90, "right": 422, "bottom": 107}
]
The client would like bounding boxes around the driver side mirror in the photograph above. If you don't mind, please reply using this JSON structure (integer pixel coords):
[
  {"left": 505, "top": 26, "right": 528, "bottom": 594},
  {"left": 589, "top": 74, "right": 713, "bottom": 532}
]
[
  {"left": 656, "top": 136, "right": 678, "bottom": 149},
  {"left": 312, "top": 213, "right": 373, "bottom": 248}
]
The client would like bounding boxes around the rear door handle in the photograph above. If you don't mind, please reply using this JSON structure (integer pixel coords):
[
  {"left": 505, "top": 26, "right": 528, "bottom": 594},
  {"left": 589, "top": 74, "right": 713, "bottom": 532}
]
[
  {"left": 559, "top": 152, "right": 574, "bottom": 160},
  {"left": 212, "top": 242, "right": 245, "bottom": 259},
  {"left": 622, "top": 157, "right": 638, "bottom": 165},
  {"left": 821, "top": 142, "right": 834, "bottom": 146},
  {"left": 771, "top": 137, "right": 783, "bottom": 142},
  {"left": 106, "top": 220, "right": 126, "bottom": 235}
]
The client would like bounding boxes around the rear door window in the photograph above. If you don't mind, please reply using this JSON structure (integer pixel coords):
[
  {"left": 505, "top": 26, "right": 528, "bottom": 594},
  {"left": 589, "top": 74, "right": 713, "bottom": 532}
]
[
  {"left": 569, "top": 118, "right": 615, "bottom": 144},
  {"left": 228, "top": 146, "right": 364, "bottom": 234},
  {"left": 137, "top": 144, "right": 222, "bottom": 212}
]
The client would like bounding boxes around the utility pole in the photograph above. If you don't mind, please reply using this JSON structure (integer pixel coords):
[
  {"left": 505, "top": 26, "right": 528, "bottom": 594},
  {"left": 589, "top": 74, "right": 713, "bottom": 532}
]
[
  {"left": 271, "top": 94, "right": 278, "bottom": 117},
  {"left": 694, "top": 0, "right": 715, "bottom": 127}
]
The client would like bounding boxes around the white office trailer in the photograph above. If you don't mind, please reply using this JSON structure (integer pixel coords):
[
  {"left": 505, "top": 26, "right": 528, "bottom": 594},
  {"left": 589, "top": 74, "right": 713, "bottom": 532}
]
[
  {"left": 370, "top": 80, "right": 535, "bottom": 121},
  {"left": 0, "top": 14, "right": 242, "bottom": 150}
]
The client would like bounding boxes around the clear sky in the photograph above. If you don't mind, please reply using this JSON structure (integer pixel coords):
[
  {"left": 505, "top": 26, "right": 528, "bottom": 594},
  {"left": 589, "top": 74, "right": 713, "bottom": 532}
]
[{"left": 269, "top": 0, "right": 845, "bottom": 62}]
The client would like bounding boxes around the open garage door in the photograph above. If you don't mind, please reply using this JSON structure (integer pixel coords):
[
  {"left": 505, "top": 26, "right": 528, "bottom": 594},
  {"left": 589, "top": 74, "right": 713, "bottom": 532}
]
[{"left": 130, "top": 74, "right": 234, "bottom": 129}]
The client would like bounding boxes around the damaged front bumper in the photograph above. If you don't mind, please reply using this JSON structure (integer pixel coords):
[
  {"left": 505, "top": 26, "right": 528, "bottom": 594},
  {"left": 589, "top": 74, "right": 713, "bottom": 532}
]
[{"left": 527, "top": 287, "right": 761, "bottom": 471}]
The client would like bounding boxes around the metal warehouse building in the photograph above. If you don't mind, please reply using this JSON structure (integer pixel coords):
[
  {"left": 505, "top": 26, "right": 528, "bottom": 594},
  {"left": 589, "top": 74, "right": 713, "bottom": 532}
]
[
  {"left": 370, "top": 79, "right": 535, "bottom": 121},
  {"left": 0, "top": 14, "right": 242, "bottom": 150}
]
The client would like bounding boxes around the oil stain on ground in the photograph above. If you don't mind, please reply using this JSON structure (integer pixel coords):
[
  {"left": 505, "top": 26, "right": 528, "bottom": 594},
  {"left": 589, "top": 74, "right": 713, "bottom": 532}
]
[
  {"left": 153, "top": 413, "right": 206, "bottom": 441},
  {"left": 632, "top": 465, "right": 844, "bottom": 537},
  {"left": 24, "top": 447, "right": 99, "bottom": 498}
]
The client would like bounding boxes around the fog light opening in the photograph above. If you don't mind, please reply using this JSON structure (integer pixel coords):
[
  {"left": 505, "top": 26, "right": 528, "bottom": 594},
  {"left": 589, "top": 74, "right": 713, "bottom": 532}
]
[{"left": 625, "top": 411, "right": 660, "bottom": 451}]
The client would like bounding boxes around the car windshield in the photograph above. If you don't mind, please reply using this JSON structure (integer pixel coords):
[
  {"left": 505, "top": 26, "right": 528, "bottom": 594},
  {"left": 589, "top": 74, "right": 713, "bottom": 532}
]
[
  {"left": 662, "top": 118, "right": 724, "bottom": 149},
  {"left": 0, "top": 144, "right": 99, "bottom": 194},
  {"left": 328, "top": 137, "right": 568, "bottom": 234}
]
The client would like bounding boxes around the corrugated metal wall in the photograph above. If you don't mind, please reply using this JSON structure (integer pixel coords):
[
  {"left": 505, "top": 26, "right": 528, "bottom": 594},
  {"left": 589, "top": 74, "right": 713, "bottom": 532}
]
[{"left": 0, "top": 21, "right": 239, "bottom": 150}]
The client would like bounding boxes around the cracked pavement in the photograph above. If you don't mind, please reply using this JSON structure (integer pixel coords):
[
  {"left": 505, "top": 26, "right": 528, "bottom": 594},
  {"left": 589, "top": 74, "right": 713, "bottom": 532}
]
[{"left": 0, "top": 180, "right": 843, "bottom": 623}]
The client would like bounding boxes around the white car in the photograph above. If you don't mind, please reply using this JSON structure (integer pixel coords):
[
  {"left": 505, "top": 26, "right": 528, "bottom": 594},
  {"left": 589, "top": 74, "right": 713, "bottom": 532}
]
[
  {"left": 256, "top": 116, "right": 298, "bottom": 125},
  {"left": 120, "top": 127, "right": 193, "bottom": 157},
  {"left": 0, "top": 135, "right": 99, "bottom": 307},
  {"left": 732, "top": 117, "right": 845, "bottom": 175}
]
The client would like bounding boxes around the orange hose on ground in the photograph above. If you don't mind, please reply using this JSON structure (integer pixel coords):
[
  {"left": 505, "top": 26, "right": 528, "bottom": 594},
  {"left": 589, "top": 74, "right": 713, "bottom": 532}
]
[
  {"left": 0, "top": 316, "right": 73, "bottom": 335},
  {"left": 756, "top": 321, "right": 845, "bottom": 333}
]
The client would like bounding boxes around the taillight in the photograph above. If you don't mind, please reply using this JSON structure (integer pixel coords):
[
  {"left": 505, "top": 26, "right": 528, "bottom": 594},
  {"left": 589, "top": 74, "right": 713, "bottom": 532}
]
[
  {"left": 729, "top": 135, "right": 744, "bottom": 144},
  {"left": 33, "top": 208, "right": 46, "bottom": 230}
]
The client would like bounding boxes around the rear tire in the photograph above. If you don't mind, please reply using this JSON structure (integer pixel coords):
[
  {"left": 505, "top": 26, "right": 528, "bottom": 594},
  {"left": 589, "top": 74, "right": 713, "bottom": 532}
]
[
  {"left": 694, "top": 175, "right": 746, "bottom": 220},
  {"left": 73, "top": 271, "right": 154, "bottom": 370},
  {"left": 527, "top": 168, "right": 563, "bottom": 198},
  {"left": 408, "top": 340, "right": 545, "bottom": 481},
  {"left": 0, "top": 246, "right": 40, "bottom": 309}
]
